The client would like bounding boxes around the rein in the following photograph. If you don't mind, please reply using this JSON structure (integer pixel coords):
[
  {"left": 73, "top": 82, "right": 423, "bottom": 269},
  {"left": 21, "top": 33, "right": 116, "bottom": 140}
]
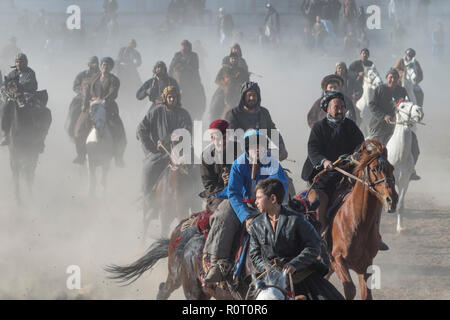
[{"left": 157, "top": 140, "right": 189, "bottom": 175}]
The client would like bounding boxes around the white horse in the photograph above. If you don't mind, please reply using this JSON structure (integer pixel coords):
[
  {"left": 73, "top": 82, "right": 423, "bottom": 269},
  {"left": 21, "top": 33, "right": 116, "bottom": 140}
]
[
  {"left": 386, "top": 100, "right": 424, "bottom": 233},
  {"left": 356, "top": 66, "right": 383, "bottom": 136},
  {"left": 86, "top": 100, "right": 114, "bottom": 196},
  {"left": 403, "top": 58, "right": 423, "bottom": 106},
  {"left": 252, "top": 269, "right": 293, "bottom": 300}
]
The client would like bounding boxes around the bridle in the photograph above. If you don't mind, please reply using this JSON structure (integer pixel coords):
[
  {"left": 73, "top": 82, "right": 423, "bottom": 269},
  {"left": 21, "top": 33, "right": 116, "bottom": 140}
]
[
  {"left": 389, "top": 101, "right": 425, "bottom": 127},
  {"left": 332, "top": 155, "right": 395, "bottom": 199}
]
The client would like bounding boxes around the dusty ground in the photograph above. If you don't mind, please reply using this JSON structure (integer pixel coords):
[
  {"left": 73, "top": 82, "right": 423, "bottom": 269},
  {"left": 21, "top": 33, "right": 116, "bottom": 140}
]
[{"left": 0, "top": 21, "right": 448, "bottom": 300}]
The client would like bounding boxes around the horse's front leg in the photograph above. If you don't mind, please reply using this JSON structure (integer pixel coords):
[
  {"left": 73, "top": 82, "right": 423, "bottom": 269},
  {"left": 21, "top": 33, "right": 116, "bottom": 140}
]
[
  {"left": 332, "top": 254, "right": 356, "bottom": 300},
  {"left": 396, "top": 174, "right": 410, "bottom": 233},
  {"left": 358, "top": 271, "right": 373, "bottom": 300},
  {"left": 88, "top": 160, "right": 96, "bottom": 197}
]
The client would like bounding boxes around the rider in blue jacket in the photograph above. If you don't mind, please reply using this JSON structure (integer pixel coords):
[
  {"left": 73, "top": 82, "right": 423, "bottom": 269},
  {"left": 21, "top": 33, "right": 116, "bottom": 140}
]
[{"left": 203, "top": 129, "right": 288, "bottom": 283}]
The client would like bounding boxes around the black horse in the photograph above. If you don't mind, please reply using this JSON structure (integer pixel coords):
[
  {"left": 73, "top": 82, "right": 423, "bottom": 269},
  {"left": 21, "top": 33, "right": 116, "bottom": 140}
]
[{"left": 1, "top": 77, "right": 52, "bottom": 204}]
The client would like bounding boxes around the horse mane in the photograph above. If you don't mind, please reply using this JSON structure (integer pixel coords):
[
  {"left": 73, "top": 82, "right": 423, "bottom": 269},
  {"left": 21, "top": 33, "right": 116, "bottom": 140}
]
[{"left": 353, "top": 139, "right": 388, "bottom": 177}]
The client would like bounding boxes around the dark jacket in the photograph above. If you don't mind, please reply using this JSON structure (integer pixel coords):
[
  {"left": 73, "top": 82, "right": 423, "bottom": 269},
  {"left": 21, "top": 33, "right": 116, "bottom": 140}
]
[
  {"left": 85, "top": 72, "right": 120, "bottom": 113},
  {"left": 136, "top": 103, "right": 192, "bottom": 155},
  {"left": 136, "top": 76, "right": 178, "bottom": 103},
  {"left": 169, "top": 51, "right": 201, "bottom": 84},
  {"left": 348, "top": 60, "right": 374, "bottom": 84},
  {"left": 73, "top": 69, "right": 99, "bottom": 95},
  {"left": 368, "top": 84, "right": 409, "bottom": 132},
  {"left": 307, "top": 93, "right": 359, "bottom": 128},
  {"left": 248, "top": 206, "right": 321, "bottom": 273},
  {"left": 225, "top": 86, "right": 288, "bottom": 161},
  {"left": 301, "top": 117, "right": 364, "bottom": 182},
  {"left": 6, "top": 66, "right": 38, "bottom": 94}
]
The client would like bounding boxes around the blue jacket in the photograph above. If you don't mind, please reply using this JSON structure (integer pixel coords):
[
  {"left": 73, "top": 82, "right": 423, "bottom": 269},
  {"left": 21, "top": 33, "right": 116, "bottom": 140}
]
[{"left": 216, "top": 153, "right": 288, "bottom": 223}]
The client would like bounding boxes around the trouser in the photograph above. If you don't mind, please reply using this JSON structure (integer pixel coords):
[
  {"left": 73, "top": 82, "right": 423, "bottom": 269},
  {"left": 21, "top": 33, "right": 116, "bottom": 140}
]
[
  {"left": 368, "top": 121, "right": 395, "bottom": 145},
  {"left": 203, "top": 200, "right": 242, "bottom": 260},
  {"left": 107, "top": 111, "right": 127, "bottom": 160},
  {"left": 67, "top": 95, "right": 83, "bottom": 138},
  {"left": 142, "top": 154, "right": 170, "bottom": 197},
  {"left": 1, "top": 100, "right": 14, "bottom": 135},
  {"left": 369, "top": 123, "right": 420, "bottom": 166}
]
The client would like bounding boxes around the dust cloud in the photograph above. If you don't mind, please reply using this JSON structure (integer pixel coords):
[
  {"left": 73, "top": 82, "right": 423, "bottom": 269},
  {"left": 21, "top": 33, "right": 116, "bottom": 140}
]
[{"left": 0, "top": 0, "right": 448, "bottom": 299}]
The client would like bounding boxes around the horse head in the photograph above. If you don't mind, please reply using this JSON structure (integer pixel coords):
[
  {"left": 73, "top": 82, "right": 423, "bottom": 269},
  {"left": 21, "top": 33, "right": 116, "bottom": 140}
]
[
  {"left": 353, "top": 140, "right": 398, "bottom": 213},
  {"left": 89, "top": 100, "right": 107, "bottom": 132},
  {"left": 364, "top": 66, "right": 383, "bottom": 89},
  {"left": 253, "top": 268, "right": 291, "bottom": 300},
  {"left": 395, "top": 100, "right": 424, "bottom": 125}
]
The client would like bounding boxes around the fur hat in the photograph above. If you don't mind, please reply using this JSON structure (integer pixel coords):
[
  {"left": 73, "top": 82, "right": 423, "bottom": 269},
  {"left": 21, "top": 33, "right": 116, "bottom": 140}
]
[
  {"left": 161, "top": 85, "right": 181, "bottom": 106},
  {"left": 321, "top": 74, "right": 344, "bottom": 91}
]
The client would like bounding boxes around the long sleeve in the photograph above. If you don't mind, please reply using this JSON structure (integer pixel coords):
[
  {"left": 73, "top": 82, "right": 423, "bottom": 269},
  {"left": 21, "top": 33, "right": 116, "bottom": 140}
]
[
  {"left": 416, "top": 61, "right": 424, "bottom": 83},
  {"left": 307, "top": 124, "right": 327, "bottom": 168},
  {"left": 228, "top": 163, "right": 250, "bottom": 223},
  {"left": 200, "top": 160, "right": 224, "bottom": 197},
  {"left": 73, "top": 71, "right": 84, "bottom": 94},
  {"left": 136, "top": 109, "right": 157, "bottom": 154},
  {"left": 287, "top": 217, "right": 321, "bottom": 271},
  {"left": 369, "top": 86, "right": 387, "bottom": 119},
  {"left": 134, "top": 50, "right": 142, "bottom": 68},
  {"left": 265, "top": 111, "right": 288, "bottom": 161},
  {"left": 17, "top": 69, "right": 37, "bottom": 93},
  {"left": 104, "top": 75, "right": 120, "bottom": 102},
  {"left": 136, "top": 79, "right": 151, "bottom": 100},
  {"left": 248, "top": 224, "right": 270, "bottom": 273}
]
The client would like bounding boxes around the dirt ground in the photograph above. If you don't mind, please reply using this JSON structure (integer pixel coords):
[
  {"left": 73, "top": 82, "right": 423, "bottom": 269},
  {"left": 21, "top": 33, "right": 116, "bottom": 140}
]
[{"left": 0, "top": 22, "right": 449, "bottom": 300}]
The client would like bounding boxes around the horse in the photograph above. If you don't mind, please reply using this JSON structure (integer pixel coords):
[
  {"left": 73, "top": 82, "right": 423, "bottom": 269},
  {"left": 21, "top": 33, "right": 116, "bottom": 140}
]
[
  {"left": 355, "top": 66, "right": 383, "bottom": 136},
  {"left": 251, "top": 268, "right": 294, "bottom": 300},
  {"left": 107, "top": 219, "right": 252, "bottom": 300},
  {"left": 142, "top": 141, "right": 203, "bottom": 239},
  {"left": 403, "top": 58, "right": 424, "bottom": 106},
  {"left": 107, "top": 195, "right": 320, "bottom": 300},
  {"left": 386, "top": 101, "right": 424, "bottom": 233},
  {"left": 1, "top": 78, "right": 51, "bottom": 204},
  {"left": 85, "top": 100, "right": 114, "bottom": 197},
  {"left": 326, "top": 139, "right": 398, "bottom": 300}
]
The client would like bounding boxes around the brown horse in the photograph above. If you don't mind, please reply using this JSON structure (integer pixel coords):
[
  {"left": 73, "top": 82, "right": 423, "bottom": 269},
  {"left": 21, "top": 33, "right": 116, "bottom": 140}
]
[
  {"left": 326, "top": 139, "right": 398, "bottom": 300},
  {"left": 107, "top": 215, "right": 253, "bottom": 300},
  {"left": 142, "top": 142, "right": 203, "bottom": 239}
]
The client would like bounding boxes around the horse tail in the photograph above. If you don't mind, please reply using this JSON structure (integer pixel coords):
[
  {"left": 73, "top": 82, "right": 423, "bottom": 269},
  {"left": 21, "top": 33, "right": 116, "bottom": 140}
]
[{"left": 105, "top": 238, "right": 170, "bottom": 285}]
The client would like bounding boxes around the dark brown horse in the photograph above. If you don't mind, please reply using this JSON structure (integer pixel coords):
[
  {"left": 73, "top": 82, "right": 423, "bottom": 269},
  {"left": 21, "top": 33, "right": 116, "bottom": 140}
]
[
  {"left": 107, "top": 215, "right": 254, "bottom": 300},
  {"left": 326, "top": 139, "right": 398, "bottom": 300},
  {"left": 142, "top": 142, "right": 203, "bottom": 239}
]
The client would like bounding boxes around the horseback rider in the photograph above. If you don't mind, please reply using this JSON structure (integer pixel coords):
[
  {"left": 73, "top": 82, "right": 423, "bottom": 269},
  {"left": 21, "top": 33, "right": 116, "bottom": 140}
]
[
  {"left": 136, "top": 61, "right": 178, "bottom": 111},
  {"left": 203, "top": 129, "right": 289, "bottom": 283},
  {"left": 393, "top": 48, "right": 424, "bottom": 106},
  {"left": 116, "top": 38, "right": 142, "bottom": 90},
  {"left": 301, "top": 91, "right": 389, "bottom": 251},
  {"left": 82, "top": 57, "right": 127, "bottom": 167},
  {"left": 169, "top": 39, "right": 206, "bottom": 119},
  {"left": 137, "top": 85, "right": 193, "bottom": 211},
  {"left": 225, "top": 81, "right": 288, "bottom": 161},
  {"left": 369, "top": 68, "right": 421, "bottom": 181},
  {"left": 307, "top": 74, "right": 359, "bottom": 128},
  {"left": 213, "top": 52, "right": 250, "bottom": 116},
  {"left": 1, "top": 53, "right": 38, "bottom": 147},
  {"left": 69, "top": 56, "right": 100, "bottom": 164},
  {"left": 249, "top": 178, "right": 344, "bottom": 300},
  {"left": 348, "top": 48, "right": 374, "bottom": 101},
  {"left": 200, "top": 119, "right": 241, "bottom": 212},
  {"left": 335, "top": 62, "right": 358, "bottom": 103},
  {"left": 221, "top": 43, "right": 249, "bottom": 74}
]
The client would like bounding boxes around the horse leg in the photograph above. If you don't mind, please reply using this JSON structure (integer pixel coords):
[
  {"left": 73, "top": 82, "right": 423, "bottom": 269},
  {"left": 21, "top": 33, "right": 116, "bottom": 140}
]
[
  {"left": 88, "top": 158, "right": 96, "bottom": 197},
  {"left": 101, "top": 162, "right": 109, "bottom": 197},
  {"left": 332, "top": 254, "right": 356, "bottom": 300},
  {"left": 157, "top": 251, "right": 182, "bottom": 300},
  {"left": 396, "top": 175, "right": 409, "bottom": 233},
  {"left": 357, "top": 271, "right": 373, "bottom": 300}
]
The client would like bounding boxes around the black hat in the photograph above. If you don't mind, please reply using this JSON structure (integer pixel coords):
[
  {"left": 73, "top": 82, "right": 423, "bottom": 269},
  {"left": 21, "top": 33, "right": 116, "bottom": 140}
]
[{"left": 320, "top": 90, "right": 346, "bottom": 112}]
